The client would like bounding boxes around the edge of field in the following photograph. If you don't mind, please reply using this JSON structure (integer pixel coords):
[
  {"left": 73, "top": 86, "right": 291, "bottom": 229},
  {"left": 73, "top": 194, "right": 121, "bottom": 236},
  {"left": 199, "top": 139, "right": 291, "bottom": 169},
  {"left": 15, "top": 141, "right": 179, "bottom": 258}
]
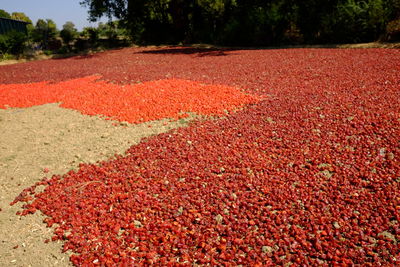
[{"left": 0, "top": 41, "right": 399, "bottom": 66}]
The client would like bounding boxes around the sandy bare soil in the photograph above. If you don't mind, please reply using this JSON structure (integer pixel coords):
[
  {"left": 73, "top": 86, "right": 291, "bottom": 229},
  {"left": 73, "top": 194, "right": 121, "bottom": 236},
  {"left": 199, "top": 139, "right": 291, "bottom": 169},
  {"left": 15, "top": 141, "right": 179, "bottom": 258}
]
[{"left": 0, "top": 103, "right": 192, "bottom": 267}]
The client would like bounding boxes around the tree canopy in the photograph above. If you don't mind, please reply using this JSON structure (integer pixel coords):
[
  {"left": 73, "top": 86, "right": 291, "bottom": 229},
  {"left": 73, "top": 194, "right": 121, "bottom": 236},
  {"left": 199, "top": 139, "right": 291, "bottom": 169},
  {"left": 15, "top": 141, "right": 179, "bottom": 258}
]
[
  {"left": 10, "top": 12, "right": 32, "bottom": 23},
  {"left": 32, "top": 19, "right": 58, "bottom": 48},
  {"left": 81, "top": 0, "right": 400, "bottom": 45},
  {"left": 0, "top": 9, "right": 12, "bottom": 19},
  {"left": 60, "top": 21, "right": 78, "bottom": 47}
]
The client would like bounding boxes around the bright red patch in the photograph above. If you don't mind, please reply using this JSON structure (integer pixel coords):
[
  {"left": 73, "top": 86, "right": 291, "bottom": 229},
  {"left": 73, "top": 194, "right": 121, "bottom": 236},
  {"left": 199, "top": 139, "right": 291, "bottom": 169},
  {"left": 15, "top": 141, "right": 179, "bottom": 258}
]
[{"left": 0, "top": 76, "right": 259, "bottom": 123}]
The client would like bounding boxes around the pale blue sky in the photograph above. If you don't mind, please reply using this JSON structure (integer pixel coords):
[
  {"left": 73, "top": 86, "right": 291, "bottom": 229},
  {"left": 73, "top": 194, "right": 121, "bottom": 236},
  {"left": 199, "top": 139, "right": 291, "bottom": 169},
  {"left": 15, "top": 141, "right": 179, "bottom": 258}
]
[{"left": 1, "top": 0, "right": 109, "bottom": 30}]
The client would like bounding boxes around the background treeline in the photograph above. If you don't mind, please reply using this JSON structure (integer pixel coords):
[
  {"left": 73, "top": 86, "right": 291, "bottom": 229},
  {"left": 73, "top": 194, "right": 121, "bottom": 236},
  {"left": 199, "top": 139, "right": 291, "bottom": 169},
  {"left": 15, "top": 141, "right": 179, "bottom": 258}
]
[
  {"left": 1, "top": 0, "right": 400, "bottom": 59},
  {"left": 0, "top": 9, "right": 127, "bottom": 59},
  {"left": 81, "top": 0, "right": 400, "bottom": 45}
]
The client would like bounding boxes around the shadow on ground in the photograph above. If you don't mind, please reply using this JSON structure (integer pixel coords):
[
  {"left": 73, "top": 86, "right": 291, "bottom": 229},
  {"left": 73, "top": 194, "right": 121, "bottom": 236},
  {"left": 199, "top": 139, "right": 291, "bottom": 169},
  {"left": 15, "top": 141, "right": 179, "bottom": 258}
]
[
  {"left": 135, "top": 42, "right": 400, "bottom": 57},
  {"left": 137, "top": 47, "right": 234, "bottom": 57}
]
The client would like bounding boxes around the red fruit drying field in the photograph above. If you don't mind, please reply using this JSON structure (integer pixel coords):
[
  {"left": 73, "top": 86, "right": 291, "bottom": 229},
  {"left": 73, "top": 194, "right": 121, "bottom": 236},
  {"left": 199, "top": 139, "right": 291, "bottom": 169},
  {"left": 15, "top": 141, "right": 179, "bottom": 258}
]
[
  {"left": 4, "top": 47, "right": 400, "bottom": 266},
  {"left": 0, "top": 76, "right": 259, "bottom": 123}
]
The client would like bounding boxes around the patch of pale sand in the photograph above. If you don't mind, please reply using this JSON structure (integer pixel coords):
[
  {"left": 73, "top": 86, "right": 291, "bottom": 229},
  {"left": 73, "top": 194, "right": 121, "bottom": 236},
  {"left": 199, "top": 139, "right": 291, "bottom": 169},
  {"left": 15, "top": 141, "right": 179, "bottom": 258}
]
[
  {"left": 0, "top": 103, "right": 194, "bottom": 267},
  {"left": 337, "top": 42, "right": 400, "bottom": 49},
  {"left": 0, "top": 55, "right": 52, "bottom": 66}
]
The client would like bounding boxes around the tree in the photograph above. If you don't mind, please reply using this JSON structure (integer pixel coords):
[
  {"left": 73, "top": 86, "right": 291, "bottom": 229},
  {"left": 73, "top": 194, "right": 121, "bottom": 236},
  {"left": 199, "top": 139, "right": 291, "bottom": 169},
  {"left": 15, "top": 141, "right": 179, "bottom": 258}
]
[
  {"left": 0, "top": 30, "right": 28, "bottom": 57},
  {"left": 0, "top": 11, "right": 30, "bottom": 57},
  {"left": 11, "top": 12, "right": 34, "bottom": 38},
  {"left": 60, "top": 21, "right": 78, "bottom": 48},
  {"left": 33, "top": 19, "right": 58, "bottom": 48},
  {"left": 80, "top": 0, "right": 398, "bottom": 45},
  {"left": 82, "top": 26, "right": 99, "bottom": 43},
  {"left": 0, "top": 9, "right": 11, "bottom": 19},
  {"left": 81, "top": 0, "right": 235, "bottom": 43},
  {"left": 11, "top": 12, "right": 32, "bottom": 23}
]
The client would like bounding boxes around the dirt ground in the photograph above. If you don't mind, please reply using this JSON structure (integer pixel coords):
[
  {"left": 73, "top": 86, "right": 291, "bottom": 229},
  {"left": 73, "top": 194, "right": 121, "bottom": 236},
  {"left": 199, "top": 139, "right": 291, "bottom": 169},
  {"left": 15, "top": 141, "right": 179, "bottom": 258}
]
[
  {"left": 0, "top": 55, "right": 52, "bottom": 66},
  {"left": 0, "top": 103, "right": 193, "bottom": 267}
]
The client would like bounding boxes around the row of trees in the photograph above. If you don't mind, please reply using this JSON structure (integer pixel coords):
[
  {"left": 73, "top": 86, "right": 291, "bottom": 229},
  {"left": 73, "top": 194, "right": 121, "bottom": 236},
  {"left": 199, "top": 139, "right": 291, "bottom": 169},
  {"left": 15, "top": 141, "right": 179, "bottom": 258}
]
[
  {"left": 81, "top": 0, "right": 400, "bottom": 45},
  {"left": 0, "top": 9, "right": 127, "bottom": 58},
  {"left": 1, "top": 1, "right": 400, "bottom": 57}
]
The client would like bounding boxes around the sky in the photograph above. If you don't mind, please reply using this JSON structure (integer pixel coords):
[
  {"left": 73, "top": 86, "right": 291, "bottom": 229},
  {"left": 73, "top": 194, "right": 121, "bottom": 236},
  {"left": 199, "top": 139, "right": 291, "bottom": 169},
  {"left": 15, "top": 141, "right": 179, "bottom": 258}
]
[{"left": 1, "top": 0, "right": 109, "bottom": 31}]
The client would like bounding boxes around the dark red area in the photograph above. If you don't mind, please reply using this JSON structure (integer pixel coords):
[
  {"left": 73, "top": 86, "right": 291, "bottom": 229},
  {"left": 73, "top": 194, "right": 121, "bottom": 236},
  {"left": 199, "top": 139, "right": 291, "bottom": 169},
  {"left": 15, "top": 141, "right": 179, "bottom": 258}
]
[
  {"left": 4, "top": 47, "right": 400, "bottom": 266},
  {"left": 2, "top": 47, "right": 398, "bottom": 96}
]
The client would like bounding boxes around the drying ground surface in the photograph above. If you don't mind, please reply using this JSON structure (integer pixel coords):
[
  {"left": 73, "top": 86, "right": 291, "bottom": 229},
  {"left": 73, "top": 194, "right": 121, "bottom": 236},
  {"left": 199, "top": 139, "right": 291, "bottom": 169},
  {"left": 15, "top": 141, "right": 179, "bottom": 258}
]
[
  {"left": 0, "top": 103, "right": 193, "bottom": 266},
  {"left": 0, "top": 46, "right": 399, "bottom": 266}
]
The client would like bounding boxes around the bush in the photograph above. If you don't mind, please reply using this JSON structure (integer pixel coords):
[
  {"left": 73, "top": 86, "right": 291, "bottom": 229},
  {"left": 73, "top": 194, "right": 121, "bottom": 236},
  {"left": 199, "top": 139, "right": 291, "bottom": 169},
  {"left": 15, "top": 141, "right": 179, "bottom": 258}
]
[
  {"left": 332, "top": 0, "right": 387, "bottom": 43},
  {"left": 74, "top": 38, "right": 90, "bottom": 51},
  {"left": 43, "top": 50, "right": 53, "bottom": 56},
  {"left": 0, "top": 30, "right": 27, "bottom": 58},
  {"left": 60, "top": 29, "right": 76, "bottom": 46},
  {"left": 283, "top": 24, "right": 304, "bottom": 45},
  {"left": 0, "top": 35, "right": 7, "bottom": 54},
  {"left": 56, "top": 46, "right": 69, "bottom": 54},
  {"left": 0, "top": 53, "right": 14, "bottom": 60},
  {"left": 87, "top": 28, "right": 99, "bottom": 45},
  {"left": 47, "top": 39, "right": 62, "bottom": 51},
  {"left": 386, "top": 19, "right": 400, "bottom": 41}
]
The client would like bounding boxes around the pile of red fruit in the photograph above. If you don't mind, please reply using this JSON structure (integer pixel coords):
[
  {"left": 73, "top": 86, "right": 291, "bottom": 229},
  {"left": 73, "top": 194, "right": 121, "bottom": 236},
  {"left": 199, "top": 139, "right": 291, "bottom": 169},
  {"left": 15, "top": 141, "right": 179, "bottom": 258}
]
[
  {"left": 0, "top": 76, "right": 259, "bottom": 123},
  {"left": 3, "top": 47, "right": 400, "bottom": 265}
]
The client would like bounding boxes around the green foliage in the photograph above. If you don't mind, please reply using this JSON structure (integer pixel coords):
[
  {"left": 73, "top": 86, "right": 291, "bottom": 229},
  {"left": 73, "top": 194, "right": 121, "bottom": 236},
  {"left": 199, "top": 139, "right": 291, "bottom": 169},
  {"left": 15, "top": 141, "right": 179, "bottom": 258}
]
[
  {"left": 0, "top": 53, "right": 14, "bottom": 60},
  {"left": 43, "top": 49, "right": 53, "bottom": 56},
  {"left": 11, "top": 12, "right": 32, "bottom": 23},
  {"left": 80, "top": 0, "right": 398, "bottom": 45},
  {"left": 330, "top": 0, "right": 382, "bottom": 43},
  {"left": 330, "top": 0, "right": 387, "bottom": 43},
  {"left": 0, "top": 35, "right": 8, "bottom": 54},
  {"left": 104, "top": 21, "right": 118, "bottom": 39},
  {"left": 0, "top": 9, "right": 11, "bottom": 19},
  {"left": 386, "top": 18, "right": 400, "bottom": 40},
  {"left": 60, "top": 21, "right": 78, "bottom": 47},
  {"left": 62, "top": 21, "right": 77, "bottom": 32},
  {"left": 10, "top": 12, "right": 34, "bottom": 39},
  {"left": 97, "top": 22, "right": 116, "bottom": 38},
  {"left": 33, "top": 19, "right": 58, "bottom": 48},
  {"left": 82, "top": 27, "right": 100, "bottom": 44},
  {"left": 74, "top": 38, "right": 90, "bottom": 51},
  {"left": 196, "top": 0, "right": 233, "bottom": 15},
  {"left": 385, "top": 0, "right": 400, "bottom": 19},
  {"left": 214, "top": 1, "right": 294, "bottom": 45},
  {"left": 0, "top": 30, "right": 28, "bottom": 57},
  {"left": 57, "top": 46, "right": 69, "bottom": 54}
]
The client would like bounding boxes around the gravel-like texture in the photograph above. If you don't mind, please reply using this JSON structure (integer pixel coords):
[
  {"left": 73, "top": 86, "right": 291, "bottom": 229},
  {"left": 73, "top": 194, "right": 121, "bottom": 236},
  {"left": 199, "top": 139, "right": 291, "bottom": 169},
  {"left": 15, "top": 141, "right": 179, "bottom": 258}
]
[
  {"left": 0, "top": 76, "right": 259, "bottom": 123},
  {"left": 1, "top": 47, "right": 399, "bottom": 265},
  {"left": 0, "top": 103, "right": 192, "bottom": 267}
]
